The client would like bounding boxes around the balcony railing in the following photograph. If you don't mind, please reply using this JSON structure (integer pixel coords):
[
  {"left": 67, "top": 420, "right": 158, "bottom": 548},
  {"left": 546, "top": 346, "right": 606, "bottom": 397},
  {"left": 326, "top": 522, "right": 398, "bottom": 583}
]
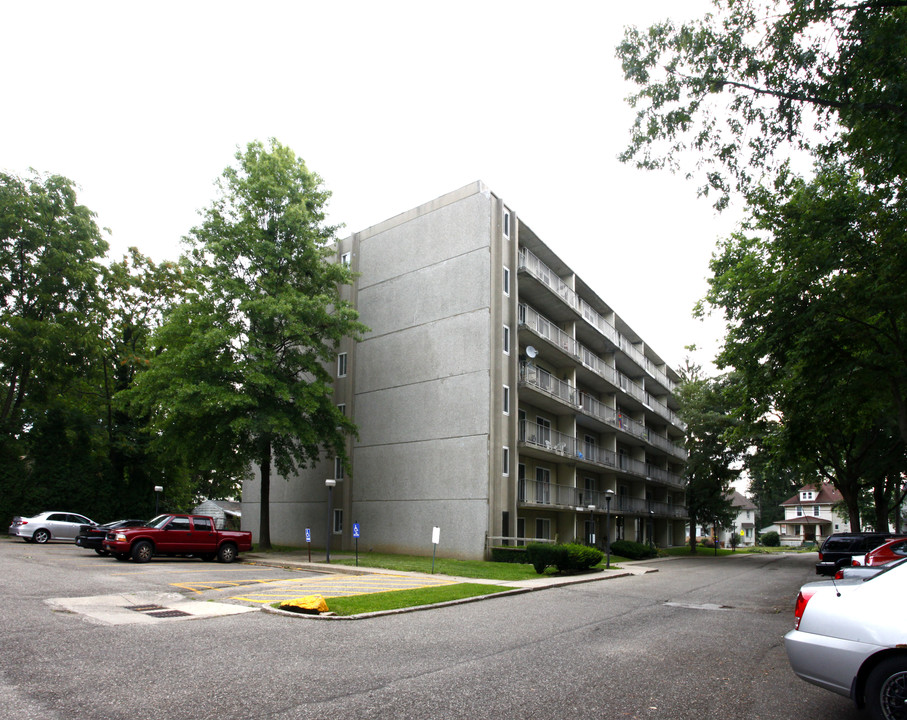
[
  {"left": 519, "top": 420, "right": 685, "bottom": 489},
  {"left": 517, "top": 477, "right": 688, "bottom": 518},
  {"left": 519, "top": 247, "right": 677, "bottom": 393}
]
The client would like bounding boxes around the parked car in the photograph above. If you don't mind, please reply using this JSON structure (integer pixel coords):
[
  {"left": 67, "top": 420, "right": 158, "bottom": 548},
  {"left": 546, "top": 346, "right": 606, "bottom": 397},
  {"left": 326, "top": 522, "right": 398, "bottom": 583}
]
[
  {"left": 785, "top": 559, "right": 907, "bottom": 719},
  {"left": 75, "top": 519, "right": 145, "bottom": 555},
  {"left": 863, "top": 536, "right": 907, "bottom": 567},
  {"left": 8, "top": 512, "right": 96, "bottom": 544},
  {"left": 102, "top": 513, "right": 253, "bottom": 563},
  {"left": 834, "top": 556, "right": 906, "bottom": 580},
  {"left": 814, "top": 532, "right": 898, "bottom": 575}
]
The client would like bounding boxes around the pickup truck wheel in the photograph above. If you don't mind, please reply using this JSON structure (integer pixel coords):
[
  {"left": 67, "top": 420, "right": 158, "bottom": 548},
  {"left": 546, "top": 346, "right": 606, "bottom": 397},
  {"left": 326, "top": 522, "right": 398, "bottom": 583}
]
[
  {"left": 33, "top": 529, "right": 51, "bottom": 544},
  {"left": 217, "top": 543, "right": 237, "bottom": 563},
  {"left": 866, "top": 656, "right": 907, "bottom": 720},
  {"left": 131, "top": 540, "right": 154, "bottom": 563}
]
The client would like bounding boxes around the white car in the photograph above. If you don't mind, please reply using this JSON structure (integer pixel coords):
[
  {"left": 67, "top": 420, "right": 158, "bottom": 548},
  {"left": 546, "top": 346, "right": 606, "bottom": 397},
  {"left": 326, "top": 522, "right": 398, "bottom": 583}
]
[
  {"left": 8, "top": 511, "right": 96, "bottom": 544},
  {"left": 785, "top": 559, "right": 907, "bottom": 719}
]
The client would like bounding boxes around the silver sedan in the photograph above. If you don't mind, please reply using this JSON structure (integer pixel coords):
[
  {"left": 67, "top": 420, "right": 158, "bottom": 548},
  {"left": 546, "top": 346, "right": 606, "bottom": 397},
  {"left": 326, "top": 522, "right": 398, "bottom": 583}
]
[
  {"left": 8, "top": 511, "right": 96, "bottom": 543},
  {"left": 785, "top": 559, "right": 907, "bottom": 719}
]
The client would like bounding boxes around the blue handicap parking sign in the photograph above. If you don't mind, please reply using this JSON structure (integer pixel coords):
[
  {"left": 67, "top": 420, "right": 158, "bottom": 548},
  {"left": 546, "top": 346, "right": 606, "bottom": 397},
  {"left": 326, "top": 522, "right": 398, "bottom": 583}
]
[
  {"left": 305, "top": 528, "right": 311, "bottom": 543},
  {"left": 353, "top": 523, "right": 360, "bottom": 538}
]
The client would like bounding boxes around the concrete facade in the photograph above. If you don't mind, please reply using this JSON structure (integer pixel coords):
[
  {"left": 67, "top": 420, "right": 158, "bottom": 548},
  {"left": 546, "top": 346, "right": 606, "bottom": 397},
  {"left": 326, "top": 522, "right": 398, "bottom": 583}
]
[{"left": 242, "top": 182, "right": 688, "bottom": 560}]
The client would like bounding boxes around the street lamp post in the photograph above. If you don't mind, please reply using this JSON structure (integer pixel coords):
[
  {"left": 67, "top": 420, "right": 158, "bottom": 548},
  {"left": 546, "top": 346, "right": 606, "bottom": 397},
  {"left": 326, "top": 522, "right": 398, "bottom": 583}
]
[
  {"left": 604, "top": 489, "right": 615, "bottom": 568},
  {"left": 154, "top": 486, "right": 163, "bottom": 515},
  {"left": 325, "top": 479, "right": 336, "bottom": 563}
]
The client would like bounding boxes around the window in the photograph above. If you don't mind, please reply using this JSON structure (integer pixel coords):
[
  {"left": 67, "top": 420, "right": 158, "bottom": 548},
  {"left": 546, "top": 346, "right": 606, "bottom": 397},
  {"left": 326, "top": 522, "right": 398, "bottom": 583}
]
[
  {"left": 333, "top": 509, "right": 343, "bottom": 534},
  {"left": 537, "top": 417, "right": 551, "bottom": 445},
  {"left": 340, "top": 252, "right": 351, "bottom": 266},
  {"left": 193, "top": 517, "right": 213, "bottom": 532},
  {"left": 796, "top": 505, "right": 804, "bottom": 516},
  {"left": 334, "top": 457, "right": 344, "bottom": 480},
  {"left": 503, "top": 325, "right": 511, "bottom": 354},
  {"left": 337, "top": 403, "right": 346, "bottom": 416},
  {"left": 503, "top": 447, "right": 510, "bottom": 476},
  {"left": 518, "top": 464, "right": 526, "bottom": 502},
  {"left": 503, "top": 209, "right": 511, "bottom": 239},
  {"left": 169, "top": 517, "right": 191, "bottom": 531},
  {"left": 503, "top": 385, "right": 510, "bottom": 414},
  {"left": 337, "top": 353, "right": 348, "bottom": 377},
  {"left": 503, "top": 266, "right": 510, "bottom": 295},
  {"left": 536, "top": 467, "right": 551, "bottom": 504},
  {"left": 535, "top": 517, "right": 550, "bottom": 540},
  {"left": 813, "top": 506, "right": 820, "bottom": 515}
]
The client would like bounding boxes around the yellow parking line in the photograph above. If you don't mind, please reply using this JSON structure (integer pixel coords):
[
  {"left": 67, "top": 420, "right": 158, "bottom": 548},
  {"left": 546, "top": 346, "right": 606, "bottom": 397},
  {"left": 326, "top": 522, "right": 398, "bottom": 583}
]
[{"left": 228, "top": 574, "right": 458, "bottom": 604}]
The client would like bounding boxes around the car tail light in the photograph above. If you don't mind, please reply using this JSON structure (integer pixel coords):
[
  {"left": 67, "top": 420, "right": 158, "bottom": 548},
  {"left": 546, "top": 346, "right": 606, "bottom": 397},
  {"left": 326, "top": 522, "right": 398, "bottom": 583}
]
[
  {"left": 834, "top": 569, "right": 844, "bottom": 580},
  {"left": 794, "top": 589, "right": 817, "bottom": 630},
  {"left": 818, "top": 551, "right": 824, "bottom": 561}
]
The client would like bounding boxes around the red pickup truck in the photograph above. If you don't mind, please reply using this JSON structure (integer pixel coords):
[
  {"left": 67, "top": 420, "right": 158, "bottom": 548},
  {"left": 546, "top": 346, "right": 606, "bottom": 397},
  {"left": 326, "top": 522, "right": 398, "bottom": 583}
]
[{"left": 102, "top": 514, "right": 253, "bottom": 563}]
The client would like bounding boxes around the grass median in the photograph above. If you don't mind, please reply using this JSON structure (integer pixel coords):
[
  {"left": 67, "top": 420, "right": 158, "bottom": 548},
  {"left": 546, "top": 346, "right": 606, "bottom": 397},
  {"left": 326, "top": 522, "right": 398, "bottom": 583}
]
[{"left": 317, "top": 583, "right": 514, "bottom": 616}]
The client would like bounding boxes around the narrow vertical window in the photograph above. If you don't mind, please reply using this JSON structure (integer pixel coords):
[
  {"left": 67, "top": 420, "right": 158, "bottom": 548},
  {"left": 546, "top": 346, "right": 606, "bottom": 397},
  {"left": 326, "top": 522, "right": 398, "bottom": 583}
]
[
  {"left": 503, "top": 447, "right": 510, "bottom": 476},
  {"left": 337, "top": 403, "right": 346, "bottom": 416},
  {"left": 503, "top": 385, "right": 510, "bottom": 415},
  {"left": 334, "top": 456, "right": 345, "bottom": 480},
  {"left": 503, "top": 209, "right": 511, "bottom": 239},
  {"left": 503, "top": 266, "right": 510, "bottom": 296},
  {"left": 503, "top": 325, "right": 511, "bottom": 355},
  {"left": 333, "top": 509, "right": 343, "bottom": 534},
  {"left": 337, "top": 353, "right": 348, "bottom": 378},
  {"left": 341, "top": 252, "right": 351, "bottom": 266}
]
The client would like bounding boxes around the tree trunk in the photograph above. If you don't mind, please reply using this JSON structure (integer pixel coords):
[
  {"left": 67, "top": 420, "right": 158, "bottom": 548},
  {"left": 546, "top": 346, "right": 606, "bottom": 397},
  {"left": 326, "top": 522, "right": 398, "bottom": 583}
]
[{"left": 259, "top": 437, "right": 272, "bottom": 551}]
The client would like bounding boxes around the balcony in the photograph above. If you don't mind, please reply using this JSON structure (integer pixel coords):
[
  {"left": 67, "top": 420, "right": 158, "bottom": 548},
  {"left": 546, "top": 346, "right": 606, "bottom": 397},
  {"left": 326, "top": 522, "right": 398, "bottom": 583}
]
[
  {"left": 518, "top": 363, "right": 687, "bottom": 461},
  {"left": 516, "top": 477, "right": 688, "bottom": 519},
  {"left": 518, "top": 248, "right": 677, "bottom": 394},
  {"left": 518, "top": 420, "right": 685, "bottom": 490}
]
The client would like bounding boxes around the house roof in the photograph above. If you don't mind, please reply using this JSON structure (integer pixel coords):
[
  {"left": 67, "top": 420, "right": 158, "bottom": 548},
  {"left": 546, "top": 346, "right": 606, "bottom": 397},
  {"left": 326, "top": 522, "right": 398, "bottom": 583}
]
[
  {"left": 779, "top": 516, "right": 831, "bottom": 526},
  {"left": 729, "top": 490, "right": 757, "bottom": 511},
  {"left": 781, "top": 483, "right": 842, "bottom": 506}
]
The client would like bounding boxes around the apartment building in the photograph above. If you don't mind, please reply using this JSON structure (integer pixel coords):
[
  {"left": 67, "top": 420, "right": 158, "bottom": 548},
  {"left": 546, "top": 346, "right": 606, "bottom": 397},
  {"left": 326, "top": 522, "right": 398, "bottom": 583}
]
[{"left": 241, "top": 181, "right": 688, "bottom": 560}]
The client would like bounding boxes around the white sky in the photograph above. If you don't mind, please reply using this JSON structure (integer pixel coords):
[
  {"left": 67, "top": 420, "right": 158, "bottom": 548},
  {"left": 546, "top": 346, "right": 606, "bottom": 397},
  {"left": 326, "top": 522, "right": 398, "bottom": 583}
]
[{"left": 2, "top": 0, "right": 738, "bottom": 372}]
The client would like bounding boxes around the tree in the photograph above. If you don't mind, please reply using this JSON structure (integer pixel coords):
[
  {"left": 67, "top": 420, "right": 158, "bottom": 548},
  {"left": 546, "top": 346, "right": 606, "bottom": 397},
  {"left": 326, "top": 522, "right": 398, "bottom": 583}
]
[
  {"left": 129, "top": 140, "right": 368, "bottom": 549},
  {"left": 702, "top": 162, "right": 907, "bottom": 530},
  {"left": 676, "top": 358, "right": 741, "bottom": 553},
  {"left": 0, "top": 171, "right": 108, "bottom": 439},
  {"left": 617, "top": 0, "right": 907, "bottom": 207}
]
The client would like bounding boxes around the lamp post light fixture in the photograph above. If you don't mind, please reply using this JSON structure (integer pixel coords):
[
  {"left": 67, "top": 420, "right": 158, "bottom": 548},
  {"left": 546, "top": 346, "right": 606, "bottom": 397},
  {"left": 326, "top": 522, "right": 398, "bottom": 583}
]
[
  {"left": 604, "top": 489, "right": 615, "bottom": 568},
  {"left": 154, "top": 485, "right": 163, "bottom": 515},
  {"left": 325, "top": 479, "right": 337, "bottom": 563}
]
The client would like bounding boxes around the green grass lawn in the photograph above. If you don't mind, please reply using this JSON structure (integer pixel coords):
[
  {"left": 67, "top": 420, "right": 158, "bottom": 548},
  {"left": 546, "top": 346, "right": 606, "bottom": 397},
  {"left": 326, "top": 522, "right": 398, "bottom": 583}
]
[
  {"left": 305, "top": 583, "right": 514, "bottom": 616},
  {"left": 331, "top": 552, "right": 626, "bottom": 580}
]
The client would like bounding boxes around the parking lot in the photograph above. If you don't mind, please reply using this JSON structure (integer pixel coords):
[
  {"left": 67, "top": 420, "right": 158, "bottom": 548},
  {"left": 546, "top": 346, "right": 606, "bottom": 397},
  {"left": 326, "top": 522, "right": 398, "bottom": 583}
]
[{"left": 6, "top": 537, "right": 468, "bottom": 623}]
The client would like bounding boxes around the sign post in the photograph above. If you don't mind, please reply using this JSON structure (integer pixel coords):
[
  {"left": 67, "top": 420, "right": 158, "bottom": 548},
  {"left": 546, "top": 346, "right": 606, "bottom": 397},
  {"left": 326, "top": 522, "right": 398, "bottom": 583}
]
[
  {"left": 353, "top": 523, "right": 360, "bottom": 566},
  {"left": 431, "top": 526, "right": 440, "bottom": 574},
  {"left": 305, "top": 527, "right": 311, "bottom": 563}
]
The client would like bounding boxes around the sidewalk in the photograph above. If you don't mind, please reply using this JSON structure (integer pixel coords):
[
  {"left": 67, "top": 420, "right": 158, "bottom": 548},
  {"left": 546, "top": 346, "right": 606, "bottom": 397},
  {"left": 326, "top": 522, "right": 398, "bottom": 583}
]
[{"left": 241, "top": 549, "right": 662, "bottom": 590}]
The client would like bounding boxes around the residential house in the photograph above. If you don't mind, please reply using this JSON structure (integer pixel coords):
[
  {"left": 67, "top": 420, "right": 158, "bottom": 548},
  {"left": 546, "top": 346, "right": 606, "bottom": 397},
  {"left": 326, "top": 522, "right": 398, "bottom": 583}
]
[
  {"left": 241, "top": 182, "right": 689, "bottom": 559},
  {"left": 778, "top": 483, "right": 847, "bottom": 546}
]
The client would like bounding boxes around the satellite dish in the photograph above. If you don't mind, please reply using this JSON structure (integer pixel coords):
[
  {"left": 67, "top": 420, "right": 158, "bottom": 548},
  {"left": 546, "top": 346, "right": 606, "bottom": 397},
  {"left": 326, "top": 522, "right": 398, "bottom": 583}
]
[{"left": 526, "top": 346, "right": 538, "bottom": 358}]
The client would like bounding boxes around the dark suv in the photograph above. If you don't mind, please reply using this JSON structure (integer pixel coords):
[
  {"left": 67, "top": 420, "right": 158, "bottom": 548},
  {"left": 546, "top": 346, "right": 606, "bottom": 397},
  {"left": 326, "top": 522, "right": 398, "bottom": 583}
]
[{"left": 815, "top": 532, "right": 900, "bottom": 575}]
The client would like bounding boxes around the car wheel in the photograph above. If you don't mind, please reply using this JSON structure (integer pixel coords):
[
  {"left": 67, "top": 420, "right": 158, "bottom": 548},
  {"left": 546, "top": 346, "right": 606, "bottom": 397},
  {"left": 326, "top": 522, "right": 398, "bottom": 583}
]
[
  {"left": 33, "top": 529, "right": 50, "bottom": 544},
  {"left": 866, "top": 656, "right": 907, "bottom": 720},
  {"left": 217, "top": 543, "right": 237, "bottom": 563},
  {"left": 131, "top": 540, "right": 154, "bottom": 563}
]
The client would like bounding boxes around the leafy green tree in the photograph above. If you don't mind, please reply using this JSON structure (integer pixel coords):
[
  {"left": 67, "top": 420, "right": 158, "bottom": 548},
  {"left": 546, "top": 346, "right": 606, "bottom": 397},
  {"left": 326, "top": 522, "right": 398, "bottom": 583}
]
[
  {"left": 0, "top": 171, "right": 108, "bottom": 439},
  {"left": 702, "top": 162, "right": 907, "bottom": 529},
  {"left": 676, "top": 358, "right": 741, "bottom": 553},
  {"left": 617, "top": 0, "right": 907, "bottom": 206},
  {"left": 129, "top": 140, "right": 367, "bottom": 549}
]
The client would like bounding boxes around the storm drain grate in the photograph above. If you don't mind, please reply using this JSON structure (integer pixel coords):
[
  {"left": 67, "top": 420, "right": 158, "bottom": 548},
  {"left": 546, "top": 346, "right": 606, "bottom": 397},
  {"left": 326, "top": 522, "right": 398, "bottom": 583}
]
[
  {"left": 145, "top": 609, "right": 191, "bottom": 619},
  {"left": 126, "top": 604, "right": 165, "bottom": 612}
]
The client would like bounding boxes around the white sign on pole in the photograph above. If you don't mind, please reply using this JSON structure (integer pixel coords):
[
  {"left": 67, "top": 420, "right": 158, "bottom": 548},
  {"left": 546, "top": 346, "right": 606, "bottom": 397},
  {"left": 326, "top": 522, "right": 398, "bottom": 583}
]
[{"left": 432, "top": 526, "right": 441, "bottom": 545}]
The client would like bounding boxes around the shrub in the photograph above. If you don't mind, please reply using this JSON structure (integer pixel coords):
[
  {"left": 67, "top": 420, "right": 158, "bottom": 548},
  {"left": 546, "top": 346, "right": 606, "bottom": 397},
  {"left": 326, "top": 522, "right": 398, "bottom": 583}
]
[
  {"left": 526, "top": 543, "right": 604, "bottom": 574},
  {"left": 610, "top": 539, "right": 657, "bottom": 560},
  {"left": 490, "top": 547, "right": 528, "bottom": 564},
  {"left": 761, "top": 531, "right": 780, "bottom": 547}
]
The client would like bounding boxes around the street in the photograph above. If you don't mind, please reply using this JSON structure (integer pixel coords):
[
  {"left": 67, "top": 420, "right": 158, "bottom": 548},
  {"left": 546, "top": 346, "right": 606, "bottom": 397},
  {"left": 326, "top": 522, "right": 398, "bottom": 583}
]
[{"left": 0, "top": 539, "right": 862, "bottom": 720}]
